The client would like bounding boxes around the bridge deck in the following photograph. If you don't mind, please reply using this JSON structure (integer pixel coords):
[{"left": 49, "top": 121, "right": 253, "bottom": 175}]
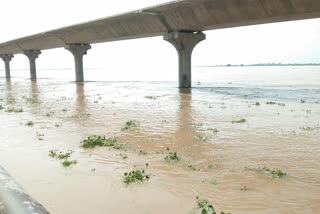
[{"left": 1, "top": 0, "right": 320, "bottom": 54}]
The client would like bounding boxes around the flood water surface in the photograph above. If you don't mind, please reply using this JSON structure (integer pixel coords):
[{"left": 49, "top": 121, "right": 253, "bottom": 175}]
[{"left": 0, "top": 66, "right": 320, "bottom": 214}]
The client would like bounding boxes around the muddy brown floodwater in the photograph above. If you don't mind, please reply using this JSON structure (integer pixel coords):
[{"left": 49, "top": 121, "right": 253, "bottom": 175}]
[{"left": 0, "top": 77, "right": 320, "bottom": 214}]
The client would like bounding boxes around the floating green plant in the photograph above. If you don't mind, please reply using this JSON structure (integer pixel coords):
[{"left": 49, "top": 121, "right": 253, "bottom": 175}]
[
  {"left": 0, "top": 105, "right": 3, "bottom": 110},
  {"left": 196, "top": 136, "right": 209, "bottom": 141},
  {"left": 113, "top": 143, "right": 126, "bottom": 150},
  {"left": 117, "top": 153, "right": 128, "bottom": 159},
  {"left": 81, "top": 135, "right": 117, "bottom": 148},
  {"left": 144, "top": 96, "right": 159, "bottom": 100},
  {"left": 5, "top": 107, "right": 23, "bottom": 113},
  {"left": 54, "top": 122, "right": 62, "bottom": 128},
  {"left": 195, "top": 196, "right": 230, "bottom": 214},
  {"left": 255, "top": 102, "right": 261, "bottom": 106},
  {"left": 49, "top": 149, "right": 77, "bottom": 167},
  {"left": 164, "top": 147, "right": 181, "bottom": 162},
  {"left": 6, "top": 98, "right": 16, "bottom": 105},
  {"left": 232, "top": 118, "right": 246, "bottom": 123},
  {"left": 240, "top": 186, "right": 249, "bottom": 191},
  {"left": 188, "top": 165, "right": 200, "bottom": 171},
  {"left": 137, "top": 149, "right": 147, "bottom": 155},
  {"left": 123, "top": 165, "right": 151, "bottom": 184},
  {"left": 266, "top": 101, "right": 277, "bottom": 105},
  {"left": 121, "top": 120, "right": 138, "bottom": 131},
  {"left": 300, "top": 125, "right": 320, "bottom": 131},
  {"left": 245, "top": 166, "right": 287, "bottom": 178},
  {"left": 25, "top": 121, "right": 34, "bottom": 126},
  {"left": 24, "top": 97, "right": 39, "bottom": 104},
  {"left": 208, "top": 128, "right": 219, "bottom": 133}
]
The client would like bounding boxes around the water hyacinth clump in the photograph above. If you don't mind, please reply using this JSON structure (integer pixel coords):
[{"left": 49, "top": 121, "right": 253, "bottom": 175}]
[{"left": 81, "top": 135, "right": 117, "bottom": 148}]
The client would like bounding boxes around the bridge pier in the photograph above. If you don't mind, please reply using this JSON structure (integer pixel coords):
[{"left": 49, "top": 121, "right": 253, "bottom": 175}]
[
  {"left": 0, "top": 54, "right": 14, "bottom": 79},
  {"left": 23, "top": 50, "right": 41, "bottom": 80},
  {"left": 164, "top": 31, "right": 205, "bottom": 88},
  {"left": 65, "top": 44, "right": 91, "bottom": 82}
]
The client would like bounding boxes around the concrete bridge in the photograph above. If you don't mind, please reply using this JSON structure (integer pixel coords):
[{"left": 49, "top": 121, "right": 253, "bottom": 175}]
[{"left": 1, "top": 0, "right": 320, "bottom": 88}]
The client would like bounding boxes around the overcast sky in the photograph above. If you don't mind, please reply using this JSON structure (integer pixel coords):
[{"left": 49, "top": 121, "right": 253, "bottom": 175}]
[{"left": 1, "top": 0, "right": 320, "bottom": 80}]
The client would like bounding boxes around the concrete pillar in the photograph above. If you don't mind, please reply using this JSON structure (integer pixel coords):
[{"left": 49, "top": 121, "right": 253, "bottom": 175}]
[
  {"left": 23, "top": 50, "right": 41, "bottom": 80},
  {"left": 0, "top": 54, "right": 14, "bottom": 79},
  {"left": 65, "top": 44, "right": 91, "bottom": 82},
  {"left": 164, "top": 31, "right": 205, "bottom": 88}
]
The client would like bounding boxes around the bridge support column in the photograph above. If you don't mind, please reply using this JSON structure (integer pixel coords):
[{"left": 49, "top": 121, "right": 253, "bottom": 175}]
[
  {"left": 65, "top": 44, "right": 91, "bottom": 82},
  {"left": 164, "top": 31, "right": 205, "bottom": 88},
  {"left": 0, "top": 54, "right": 14, "bottom": 79},
  {"left": 23, "top": 50, "right": 41, "bottom": 80}
]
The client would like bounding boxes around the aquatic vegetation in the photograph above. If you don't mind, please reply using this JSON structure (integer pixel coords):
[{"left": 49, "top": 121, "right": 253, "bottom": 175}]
[
  {"left": 300, "top": 125, "right": 320, "bottom": 131},
  {"left": 188, "top": 165, "right": 200, "bottom": 171},
  {"left": 196, "top": 135, "right": 209, "bottom": 141},
  {"left": 49, "top": 149, "right": 77, "bottom": 167},
  {"left": 81, "top": 135, "right": 117, "bottom": 148},
  {"left": 71, "top": 113, "right": 90, "bottom": 120},
  {"left": 192, "top": 123, "right": 203, "bottom": 127},
  {"left": 25, "top": 121, "right": 34, "bottom": 126},
  {"left": 232, "top": 118, "right": 246, "bottom": 123},
  {"left": 300, "top": 99, "right": 306, "bottom": 103},
  {"left": 266, "top": 101, "right": 285, "bottom": 106},
  {"left": 91, "top": 168, "right": 96, "bottom": 172},
  {"left": 195, "top": 196, "right": 230, "bottom": 214},
  {"left": 54, "top": 122, "right": 62, "bottom": 128},
  {"left": 121, "top": 120, "right": 138, "bottom": 131},
  {"left": 123, "top": 164, "right": 151, "bottom": 184},
  {"left": 144, "top": 96, "right": 159, "bottom": 100},
  {"left": 208, "top": 128, "right": 219, "bottom": 133},
  {"left": 117, "top": 153, "right": 128, "bottom": 159},
  {"left": 137, "top": 149, "right": 147, "bottom": 155},
  {"left": 62, "top": 160, "right": 77, "bottom": 167},
  {"left": 240, "top": 186, "right": 249, "bottom": 191},
  {"left": 113, "top": 143, "right": 126, "bottom": 150},
  {"left": 164, "top": 147, "right": 181, "bottom": 162},
  {"left": 5, "top": 107, "right": 23, "bottom": 113},
  {"left": 245, "top": 166, "right": 287, "bottom": 178},
  {"left": 206, "top": 164, "right": 220, "bottom": 169},
  {"left": 6, "top": 98, "right": 16, "bottom": 105},
  {"left": 61, "top": 108, "right": 68, "bottom": 112},
  {"left": 266, "top": 101, "right": 277, "bottom": 105},
  {"left": 24, "top": 96, "right": 39, "bottom": 104},
  {"left": 255, "top": 102, "right": 261, "bottom": 106},
  {"left": 0, "top": 105, "right": 3, "bottom": 110}
]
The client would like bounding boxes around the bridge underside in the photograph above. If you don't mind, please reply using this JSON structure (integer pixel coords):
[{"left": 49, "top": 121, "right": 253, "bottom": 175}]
[{"left": 0, "top": 0, "right": 320, "bottom": 87}]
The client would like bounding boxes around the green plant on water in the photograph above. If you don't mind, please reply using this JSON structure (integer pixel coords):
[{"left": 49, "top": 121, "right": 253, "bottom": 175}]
[
  {"left": 300, "top": 99, "right": 306, "bottom": 103},
  {"left": 206, "top": 164, "right": 219, "bottom": 169},
  {"left": 5, "top": 107, "right": 23, "bottom": 113},
  {"left": 123, "top": 165, "right": 151, "bottom": 184},
  {"left": 164, "top": 147, "right": 181, "bottom": 162},
  {"left": 113, "top": 143, "right": 125, "bottom": 150},
  {"left": 188, "top": 165, "right": 200, "bottom": 171},
  {"left": 208, "top": 128, "right": 219, "bottom": 133},
  {"left": 300, "top": 125, "right": 319, "bottom": 131},
  {"left": 144, "top": 96, "right": 159, "bottom": 100},
  {"left": 232, "top": 118, "right": 246, "bottom": 124},
  {"left": 80, "top": 135, "right": 117, "bottom": 148},
  {"left": 54, "top": 122, "right": 62, "bottom": 128},
  {"left": 91, "top": 168, "right": 96, "bottom": 172},
  {"left": 6, "top": 98, "right": 16, "bottom": 105},
  {"left": 255, "top": 102, "right": 261, "bottom": 106},
  {"left": 25, "top": 97, "right": 39, "bottom": 104},
  {"left": 277, "top": 103, "right": 285, "bottom": 106},
  {"left": 117, "top": 153, "right": 128, "bottom": 159},
  {"left": 71, "top": 113, "right": 91, "bottom": 120},
  {"left": 49, "top": 149, "right": 77, "bottom": 167},
  {"left": 202, "top": 179, "right": 218, "bottom": 185},
  {"left": 36, "top": 132, "right": 44, "bottom": 137},
  {"left": 62, "top": 160, "right": 77, "bottom": 167},
  {"left": 196, "top": 135, "right": 209, "bottom": 141},
  {"left": 0, "top": 105, "right": 3, "bottom": 110},
  {"left": 240, "top": 186, "right": 249, "bottom": 191},
  {"left": 245, "top": 166, "right": 287, "bottom": 179},
  {"left": 266, "top": 101, "right": 277, "bottom": 105},
  {"left": 25, "top": 121, "right": 34, "bottom": 126},
  {"left": 195, "top": 196, "right": 230, "bottom": 214},
  {"left": 61, "top": 108, "right": 68, "bottom": 112},
  {"left": 137, "top": 149, "right": 147, "bottom": 155},
  {"left": 121, "top": 120, "right": 138, "bottom": 131}
]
